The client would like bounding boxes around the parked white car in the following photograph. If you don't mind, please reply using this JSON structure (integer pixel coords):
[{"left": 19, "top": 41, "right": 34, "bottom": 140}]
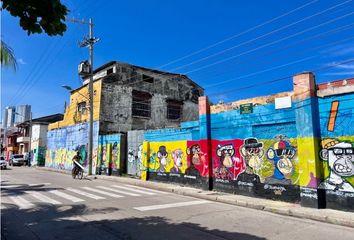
[
  {"left": 10, "top": 154, "right": 26, "bottom": 166},
  {"left": 0, "top": 156, "right": 7, "bottom": 169}
]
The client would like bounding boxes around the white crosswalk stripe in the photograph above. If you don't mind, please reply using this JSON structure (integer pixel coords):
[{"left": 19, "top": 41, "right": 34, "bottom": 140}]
[
  {"left": 111, "top": 185, "right": 156, "bottom": 195},
  {"left": 134, "top": 200, "right": 211, "bottom": 211},
  {"left": 81, "top": 187, "right": 123, "bottom": 198},
  {"left": 96, "top": 186, "right": 141, "bottom": 196},
  {"left": 9, "top": 196, "right": 35, "bottom": 209},
  {"left": 49, "top": 190, "right": 85, "bottom": 203},
  {"left": 25, "top": 191, "right": 62, "bottom": 205},
  {"left": 123, "top": 184, "right": 168, "bottom": 194},
  {"left": 66, "top": 188, "right": 106, "bottom": 200}
]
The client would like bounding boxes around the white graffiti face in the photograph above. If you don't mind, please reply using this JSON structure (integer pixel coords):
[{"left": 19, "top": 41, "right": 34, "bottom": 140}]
[
  {"left": 157, "top": 146, "right": 168, "bottom": 166},
  {"left": 128, "top": 149, "right": 135, "bottom": 163},
  {"left": 172, "top": 149, "right": 183, "bottom": 167},
  {"left": 324, "top": 142, "right": 354, "bottom": 177}
]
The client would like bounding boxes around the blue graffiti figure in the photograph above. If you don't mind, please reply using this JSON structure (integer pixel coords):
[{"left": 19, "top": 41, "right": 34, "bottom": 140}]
[{"left": 266, "top": 136, "right": 296, "bottom": 180}]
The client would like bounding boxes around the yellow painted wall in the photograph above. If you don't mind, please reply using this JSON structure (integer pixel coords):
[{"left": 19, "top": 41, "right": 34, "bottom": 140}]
[{"left": 49, "top": 80, "right": 102, "bottom": 130}]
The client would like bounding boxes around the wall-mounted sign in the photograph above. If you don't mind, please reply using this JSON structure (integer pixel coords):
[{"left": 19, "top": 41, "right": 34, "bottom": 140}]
[
  {"left": 275, "top": 96, "right": 292, "bottom": 109},
  {"left": 240, "top": 103, "right": 253, "bottom": 114}
]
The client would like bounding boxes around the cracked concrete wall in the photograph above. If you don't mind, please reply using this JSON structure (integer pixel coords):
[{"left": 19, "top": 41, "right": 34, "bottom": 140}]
[{"left": 98, "top": 62, "right": 203, "bottom": 134}]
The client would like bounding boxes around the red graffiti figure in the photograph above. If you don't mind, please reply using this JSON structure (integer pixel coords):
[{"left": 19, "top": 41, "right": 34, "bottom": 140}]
[{"left": 214, "top": 143, "right": 245, "bottom": 180}]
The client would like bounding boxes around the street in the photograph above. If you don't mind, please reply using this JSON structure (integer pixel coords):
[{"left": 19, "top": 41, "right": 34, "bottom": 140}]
[{"left": 1, "top": 167, "right": 354, "bottom": 240}]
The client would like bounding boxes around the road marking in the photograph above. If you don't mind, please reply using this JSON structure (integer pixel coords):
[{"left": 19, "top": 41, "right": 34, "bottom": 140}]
[
  {"left": 134, "top": 200, "right": 210, "bottom": 211},
  {"left": 123, "top": 184, "right": 168, "bottom": 194},
  {"left": 49, "top": 190, "right": 85, "bottom": 203},
  {"left": 66, "top": 188, "right": 106, "bottom": 200},
  {"left": 81, "top": 187, "right": 124, "bottom": 198},
  {"left": 9, "top": 196, "right": 35, "bottom": 209},
  {"left": 1, "top": 185, "right": 23, "bottom": 189},
  {"left": 112, "top": 185, "right": 156, "bottom": 195},
  {"left": 28, "top": 183, "right": 51, "bottom": 187},
  {"left": 96, "top": 186, "right": 141, "bottom": 196},
  {"left": 1, "top": 183, "right": 52, "bottom": 189},
  {"left": 25, "top": 191, "right": 62, "bottom": 205}
]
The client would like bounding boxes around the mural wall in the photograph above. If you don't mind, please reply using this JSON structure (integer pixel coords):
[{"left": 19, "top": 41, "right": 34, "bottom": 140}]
[
  {"left": 46, "top": 121, "right": 99, "bottom": 172},
  {"left": 127, "top": 130, "right": 144, "bottom": 176},
  {"left": 318, "top": 95, "right": 354, "bottom": 211},
  {"left": 97, "top": 134, "right": 122, "bottom": 176}
]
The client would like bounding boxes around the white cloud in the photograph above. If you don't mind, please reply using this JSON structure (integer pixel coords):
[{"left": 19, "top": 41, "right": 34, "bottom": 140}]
[
  {"left": 334, "top": 64, "right": 354, "bottom": 70},
  {"left": 17, "top": 58, "right": 27, "bottom": 65},
  {"left": 322, "top": 44, "right": 354, "bottom": 57}
]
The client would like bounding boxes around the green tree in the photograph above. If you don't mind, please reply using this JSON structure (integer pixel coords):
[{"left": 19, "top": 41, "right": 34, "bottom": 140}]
[
  {"left": 0, "top": 40, "right": 17, "bottom": 70},
  {"left": 1, "top": 0, "right": 69, "bottom": 36}
]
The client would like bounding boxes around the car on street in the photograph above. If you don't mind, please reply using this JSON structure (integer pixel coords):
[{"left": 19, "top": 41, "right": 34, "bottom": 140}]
[
  {"left": 0, "top": 156, "right": 7, "bottom": 169},
  {"left": 10, "top": 154, "right": 26, "bottom": 166}
]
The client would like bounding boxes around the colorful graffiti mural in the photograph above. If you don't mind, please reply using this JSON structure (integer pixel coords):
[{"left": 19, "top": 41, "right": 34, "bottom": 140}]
[
  {"left": 46, "top": 121, "right": 99, "bottom": 172},
  {"left": 213, "top": 141, "right": 245, "bottom": 181},
  {"left": 240, "top": 138, "right": 264, "bottom": 176},
  {"left": 319, "top": 138, "right": 354, "bottom": 192},
  {"left": 97, "top": 134, "right": 121, "bottom": 175},
  {"left": 266, "top": 135, "right": 297, "bottom": 184}
]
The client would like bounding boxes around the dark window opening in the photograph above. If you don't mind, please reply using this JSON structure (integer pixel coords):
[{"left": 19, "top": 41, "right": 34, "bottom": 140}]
[
  {"left": 167, "top": 100, "right": 183, "bottom": 120},
  {"left": 142, "top": 74, "right": 154, "bottom": 83},
  {"left": 77, "top": 102, "right": 87, "bottom": 114},
  {"left": 132, "top": 90, "right": 152, "bottom": 118},
  {"left": 107, "top": 68, "right": 114, "bottom": 75}
]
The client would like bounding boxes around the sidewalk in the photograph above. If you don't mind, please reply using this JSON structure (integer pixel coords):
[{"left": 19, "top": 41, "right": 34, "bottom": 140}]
[{"left": 37, "top": 167, "right": 354, "bottom": 228}]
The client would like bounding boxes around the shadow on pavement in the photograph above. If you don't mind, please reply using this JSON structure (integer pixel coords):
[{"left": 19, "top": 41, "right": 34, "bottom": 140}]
[
  {"left": 1, "top": 203, "right": 266, "bottom": 240},
  {"left": 1, "top": 184, "right": 66, "bottom": 197}
]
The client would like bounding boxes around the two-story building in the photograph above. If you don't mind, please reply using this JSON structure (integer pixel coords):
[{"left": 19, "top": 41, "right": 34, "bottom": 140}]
[{"left": 46, "top": 61, "right": 204, "bottom": 173}]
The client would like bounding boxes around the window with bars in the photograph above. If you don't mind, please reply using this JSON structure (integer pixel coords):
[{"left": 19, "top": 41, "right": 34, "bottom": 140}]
[
  {"left": 167, "top": 100, "right": 183, "bottom": 120},
  {"left": 77, "top": 101, "right": 87, "bottom": 114},
  {"left": 132, "top": 90, "right": 152, "bottom": 118}
]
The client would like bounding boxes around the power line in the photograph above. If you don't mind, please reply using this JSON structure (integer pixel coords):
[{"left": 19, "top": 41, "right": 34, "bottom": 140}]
[
  {"left": 108, "top": 9, "right": 354, "bottom": 92},
  {"left": 182, "top": 11, "right": 354, "bottom": 75},
  {"left": 208, "top": 58, "right": 354, "bottom": 97},
  {"left": 204, "top": 34, "right": 354, "bottom": 89},
  {"left": 119, "top": 0, "right": 353, "bottom": 88},
  {"left": 6, "top": 3, "right": 98, "bottom": 107},
  {"left": 156, "top": 0, "right": 320, "bottom": 69},
  {"left": 168, "top": 0, "right": 353, "bottom": 73}
]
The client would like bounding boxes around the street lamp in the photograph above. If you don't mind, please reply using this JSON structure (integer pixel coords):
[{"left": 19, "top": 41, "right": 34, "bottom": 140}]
[
  {"left": 62, "top": 85, "right": 90, "bottom": 101},
  {"left": 15, "top": 112, "right": 32, "bottom": 166}
]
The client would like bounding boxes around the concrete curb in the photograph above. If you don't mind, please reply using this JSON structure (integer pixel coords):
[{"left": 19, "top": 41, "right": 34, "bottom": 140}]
[{"left": 36, "top": 167, "right": 354, "bottom": 228}]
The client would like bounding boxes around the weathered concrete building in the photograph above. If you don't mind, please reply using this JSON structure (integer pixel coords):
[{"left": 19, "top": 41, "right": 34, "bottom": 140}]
[
  {"left": 88, "top": 61, "right": 204, "bottom": 133},
  {"left": 46, "top": 61, "right": 203, "bottom": 174}
]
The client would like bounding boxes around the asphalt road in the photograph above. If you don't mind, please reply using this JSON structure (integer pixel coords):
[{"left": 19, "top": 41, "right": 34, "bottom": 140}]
[{"left": 1, "top": 167, "right": 353, "bottom": 240}]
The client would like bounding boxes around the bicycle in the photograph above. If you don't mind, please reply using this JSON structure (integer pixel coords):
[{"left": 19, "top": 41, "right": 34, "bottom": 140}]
[{"left": 72, "top": 165, "right": 84, "bottom": 180}]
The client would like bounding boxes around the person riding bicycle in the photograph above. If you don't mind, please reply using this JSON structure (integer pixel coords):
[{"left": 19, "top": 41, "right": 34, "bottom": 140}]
[{"left": 72, "top": 151, "right": 82, "bottom": 176}]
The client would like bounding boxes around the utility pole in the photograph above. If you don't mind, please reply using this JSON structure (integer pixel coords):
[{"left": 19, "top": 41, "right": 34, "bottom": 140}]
[{"left": 67, "top": 17, "right": 99, "bottom": 175}]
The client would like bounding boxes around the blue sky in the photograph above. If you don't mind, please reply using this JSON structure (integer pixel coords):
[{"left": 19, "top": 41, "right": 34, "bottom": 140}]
[{"left": 2, "top": 0, "right": 354, "bottom": 118}]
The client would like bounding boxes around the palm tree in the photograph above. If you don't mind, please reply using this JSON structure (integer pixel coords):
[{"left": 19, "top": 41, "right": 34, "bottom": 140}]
[{"left": 0, "top": 40, "right": 17, "bottom": 70}]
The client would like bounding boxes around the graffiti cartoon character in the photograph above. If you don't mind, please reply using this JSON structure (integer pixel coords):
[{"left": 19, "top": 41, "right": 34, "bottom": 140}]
[
  {"left": 128, "top": 148, "right": 135, "bottom": 163},
  {"left": 319, "top": 139, "right": 354, "bottom": 192},
  {"left": 171, "top": 149, "right": 183, "bottom": 173},
  {"left": 157, "top": 146, "right": 168, "bottom": 172},
  {"left": 112, "top": 142, "right": 119, "bottom": 169},
  {"left": 214, "top": 144, "right": 235, "bottom": 180},
  {"left": 266, "top": 135, "right": 296, "bottom": 180},
  {"left": 240, "top": 138, "right": 264, "bottom": 175},
  {"left": 185, "top": 144, "right": 202, "bottom": 176}
]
